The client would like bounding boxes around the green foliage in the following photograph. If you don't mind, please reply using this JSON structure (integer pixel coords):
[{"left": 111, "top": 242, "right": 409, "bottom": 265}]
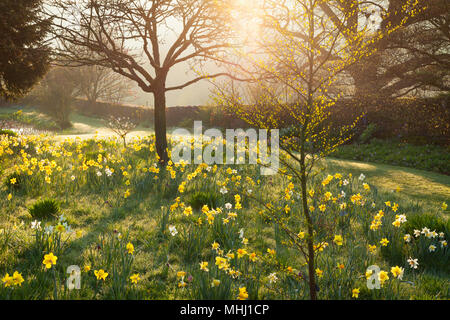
[
  {"left": 403, "top": 213, "right": 449, "bottom": 238},
  {"left": 188, "top": 267, "right": 233, "bottom": 300},
  {"left": 331, "top": 139, "right": 450, "bottom": 174},
  {"left": 0, "top": 133, "right": 448, "bottom": 300},
  {"left": 0, "top": 0, "right": 50, "bottom": 100},
  {"left": 84, "top": 151, "right": 107, "bottom": 161},
  {"left": 86, "top": 232, "right": 136, "bottom": 299},
  {"left": 0, "top": 129, "right": 18, "bottom": 137},
  {"left": 157, "top": 206, "right": 171, "bottom": 240},
  {"left": 178, "top": 225, "right": 208, "bottom": 264},
  {"left": 187, "top": 191, "right": 218, "bottom": 211},
  {"left": 4, "top": 172, "right": 25, "bottom": 191},
  {"left": 0, "top": 109, "right": 59, "bottom": 131},
  {"left": 380, "top": 212, "right": 450, "bottom": 273},
  {"left": 412, "top": 274, "right": 450, "bottom": 300},
  {"left": 28, "top": 199, "right": 60, "bottom": 220},
  {"left": 330, "top": 97, "right": 449, "bottom": 146},
  {"left": 358, "top": 124, "right": 377, "bottom": 144}
]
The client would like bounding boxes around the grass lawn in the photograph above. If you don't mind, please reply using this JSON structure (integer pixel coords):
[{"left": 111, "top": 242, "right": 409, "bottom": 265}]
[
  {"left": 55, "top": 112, "right": 154, "bottom": 142},
  {"left": 0, "top": 107, "right": 448, "bottom": 300},
  {"left": 326, "top": 158, "right": 450, "bottom": 214},
  {"left": 330, "top": 140, "right": 450, "bottom": 175}
]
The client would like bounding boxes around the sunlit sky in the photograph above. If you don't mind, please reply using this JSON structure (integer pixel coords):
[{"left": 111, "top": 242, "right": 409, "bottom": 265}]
[{"left": 50, "top": 0, "right": 382, "bottom": 108}]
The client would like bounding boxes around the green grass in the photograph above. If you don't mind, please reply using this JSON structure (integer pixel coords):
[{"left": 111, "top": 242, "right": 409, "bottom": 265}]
[
  {"left": 0, "top": 132, "right": 448, "bottom": 300},
  {"left": 0, "top": 109, "right": 448, "bottom": 300},
  {"left": 0, "top": 106, "right": 155, "bottom": 141},
  {"left": 331, "top": 139, "right": 450, "bottom": 175},
  {"left": 325, "top": 158, "right": 450, "bottom": 214},
  {"left": 0, "top": 106, "right": 59, "bottom": 131}
]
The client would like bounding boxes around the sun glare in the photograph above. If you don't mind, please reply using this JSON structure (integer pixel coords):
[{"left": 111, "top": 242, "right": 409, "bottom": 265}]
[{"left": 229, "top": 0, "right": 262, "bottom": 45}]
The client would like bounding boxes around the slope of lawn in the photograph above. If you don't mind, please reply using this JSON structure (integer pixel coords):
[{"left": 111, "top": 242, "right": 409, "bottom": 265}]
[
  {"left": 0, "top": 132, "right": 448, "bottom": 300},
  {"left": 0, "top": 107, "right": 448, "bottom": 300},
  {"left": 330, "top": 139, "right": 450, "bottom": 175},
  {"left": 1, "top": 105, "right": 448, "bottom": 211},
  {"left": 326, "top": 158, "right": 450, "bottom": 215}
]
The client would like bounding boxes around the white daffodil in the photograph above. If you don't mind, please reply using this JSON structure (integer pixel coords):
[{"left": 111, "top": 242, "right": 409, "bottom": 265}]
[
  {"left": 31, "top": 220, "right": 41, "bottom": 230},
  {"left": 407, "top": 257, "right": 419, "bottom": 269},
  {"left": 268, "top": 272, "right": 278, "bottom": 284},
  {"left": 220, "top": 187, "right": 228, "bottom": 194},
  {"left": 168, "top": 225, "right": 178, "bottom": 236}
]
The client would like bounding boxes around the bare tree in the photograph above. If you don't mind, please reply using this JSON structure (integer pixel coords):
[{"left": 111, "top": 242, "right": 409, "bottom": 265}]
[
  {"left": 46, "top": 0, "right": 242, "bottom": 164},
  {"left": 72, "top": 65, "right": 135, "bottom": 105},
  {"left": 105, "top": 115, "right": 139, "bottom": 147},
  {"left": 213, "top": 0, "right": 420, "bottom": 300},
  {"left": 32, "top": 66, "right": 78, "bottom": 129},
  {"left": 316, "top": 0, "right": 449, "bottom": 98}
]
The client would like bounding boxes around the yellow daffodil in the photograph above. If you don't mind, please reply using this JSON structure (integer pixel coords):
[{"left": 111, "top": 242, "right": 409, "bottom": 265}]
[
  {"left": 237, "top": 287, "right": 248, "bottom": 300},
  {"left": 333, "top": 235, "right": 343, "bottom": 246},
  {"left": 199, "top": 261, "right": 209, "bottom": 272},
  {"left": 315, "top": 268, "right": 323, "bottom": 278},
  {"left": 391, "top": 266, "right": 404, "bottom": 279},
  {"left": 130, "top": 273, "right": 141, "bottom": 284},
  {"left": 12, "top": 271, "right": 24, "bottom": 286},
  {"left": 380, "top": 238, "right": 389, "bottom": 246},
  {"left": 42, "top": 253, "right": 57, "bottom": 269},
  {"left": 2, "top": 273, "right": 14, "bottom": 287},
  {"left": 211, "top": 279, "right": 221, "bottom": 287},
  {"left": 126, "top": 242, "right": 134, "bottom": 254},
  {"left": 378, "top": 270, "right": 389, "bottom": 285},
  {"left": 94, "top": 269, "right": 108, "bottom": 281}
]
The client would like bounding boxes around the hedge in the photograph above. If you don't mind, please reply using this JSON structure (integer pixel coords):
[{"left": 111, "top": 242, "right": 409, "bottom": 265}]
[{"left": 69, "top": 96, "right": 450, "bottom": 146}]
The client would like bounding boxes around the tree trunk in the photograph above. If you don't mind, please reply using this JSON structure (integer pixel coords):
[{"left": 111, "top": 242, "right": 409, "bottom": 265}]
[
  {"left": 300, "top": 149, "right": 317, "bottom": 300},
  {"left": 153, "top": 86, "right": 169, "bottom": 165}
]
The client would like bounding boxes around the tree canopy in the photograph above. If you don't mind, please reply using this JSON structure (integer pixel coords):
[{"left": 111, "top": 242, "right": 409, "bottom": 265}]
[{"left": 0, "top": 0, "right": 50, "bottom": 100}]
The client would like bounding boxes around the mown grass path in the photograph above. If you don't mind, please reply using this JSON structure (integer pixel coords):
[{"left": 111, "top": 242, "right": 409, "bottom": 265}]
[{"left": 326, "top": 158, "right": 449, "bottom": 213}]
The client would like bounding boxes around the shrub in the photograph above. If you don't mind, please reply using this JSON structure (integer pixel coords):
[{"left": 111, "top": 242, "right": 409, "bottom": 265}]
[
  {"left": 177, "top": 117, "right": 195, "bottom": 129},
  {"left": 358, "top": 123, "right": 377, "bottom": 144},
  {"left": 105, "top": 115, "right": 139, "bottom": 147},
  {"left": 33, "top": 67, "right": 75, "bottom": 129},
  {"left": 28, "top": 199, "right": 60, "bottom": 220}
]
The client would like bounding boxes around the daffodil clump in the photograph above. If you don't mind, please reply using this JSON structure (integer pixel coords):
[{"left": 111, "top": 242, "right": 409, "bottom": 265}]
[
  {"left": 0, "top": 133, "right": 448, "bottom": 300},
  {"left": 164, "top": 163, "right": 448, "bottom": 300}
]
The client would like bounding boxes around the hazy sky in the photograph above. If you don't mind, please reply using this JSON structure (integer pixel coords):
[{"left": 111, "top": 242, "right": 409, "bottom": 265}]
[
  {"left": 130, "top": 64, "right": 214, "bottom": 108},
  {"left": 120, "top": 0, "right": 261, "bottom": 108}
]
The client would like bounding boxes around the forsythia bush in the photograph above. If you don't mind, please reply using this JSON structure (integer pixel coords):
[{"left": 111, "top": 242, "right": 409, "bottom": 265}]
[{"left": 0, "top": 133, "right": 448, "bottom": 299}]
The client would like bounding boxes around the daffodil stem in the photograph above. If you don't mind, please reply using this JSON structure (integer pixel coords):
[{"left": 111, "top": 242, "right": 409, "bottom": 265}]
[{"left": 52, "top": 268, "right": 58, "bottom": 300}]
